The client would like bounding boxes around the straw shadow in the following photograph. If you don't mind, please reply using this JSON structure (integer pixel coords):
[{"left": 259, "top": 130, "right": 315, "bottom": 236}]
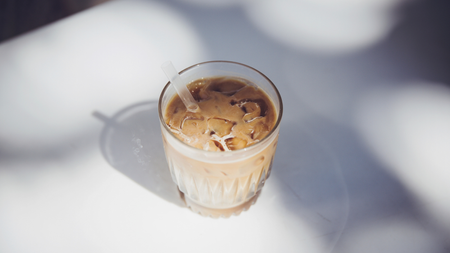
[{"left": 94, "top": 101, "right": 185, "bottom": 207}]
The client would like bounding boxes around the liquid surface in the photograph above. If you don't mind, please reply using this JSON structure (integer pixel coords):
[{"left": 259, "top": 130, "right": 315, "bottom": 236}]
[{"left": 164, "top": 77, "right": 277, "bottom": 151}]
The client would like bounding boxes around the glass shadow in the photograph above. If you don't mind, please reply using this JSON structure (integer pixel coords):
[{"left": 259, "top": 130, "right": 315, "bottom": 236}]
[
  {"left": 271, "top": 118, "right": 350, "bottom": 252},
  {"left": 96, "top": 101, "right": 185, "bottom": 207}
]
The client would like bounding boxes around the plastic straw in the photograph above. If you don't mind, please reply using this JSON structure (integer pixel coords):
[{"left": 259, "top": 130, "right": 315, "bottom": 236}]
[{"left": 161, "top": 61, "right": 199, "bottom": 112}]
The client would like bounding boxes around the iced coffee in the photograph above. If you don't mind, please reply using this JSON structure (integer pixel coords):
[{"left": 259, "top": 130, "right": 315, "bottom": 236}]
[{"left": 158, "top": 61, "right": 282, "bottom": 218}]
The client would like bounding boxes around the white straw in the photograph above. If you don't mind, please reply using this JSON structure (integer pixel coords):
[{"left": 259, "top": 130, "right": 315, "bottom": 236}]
[{"left": 161, "top": 61, "right": 199, "bottom": 112}]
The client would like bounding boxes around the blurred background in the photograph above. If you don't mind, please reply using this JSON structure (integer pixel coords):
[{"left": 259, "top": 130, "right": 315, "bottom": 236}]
[
  {"left": 1, "top": 0, "right": 450, "bottom": 252},
  {"left": 0, "top": 0, "right": 108, "bottom": 42}
]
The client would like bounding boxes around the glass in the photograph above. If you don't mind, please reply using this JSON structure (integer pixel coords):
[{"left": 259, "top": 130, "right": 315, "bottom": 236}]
[{"left": 158, "top": 61, "right": 283, "bottom": 218}]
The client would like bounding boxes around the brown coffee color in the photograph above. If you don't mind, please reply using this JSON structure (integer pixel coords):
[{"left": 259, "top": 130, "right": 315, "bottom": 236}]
[{"left": 164, "top": 77, "right": 276, "bottom": 151}]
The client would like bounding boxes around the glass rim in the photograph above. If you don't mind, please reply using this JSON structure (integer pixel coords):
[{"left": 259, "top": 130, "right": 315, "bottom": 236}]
[{"left": 158, "top": 60, "right": 283, "bottom": 154}]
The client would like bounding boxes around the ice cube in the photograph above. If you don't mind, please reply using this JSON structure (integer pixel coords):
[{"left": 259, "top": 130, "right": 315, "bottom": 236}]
[
  {"left": 252, "top": 123, "right": 269, "bottom": 140},
  {"left": 189, "top": 79, "right": 212, "bottom": 101},
  {"left": 225, "top": 137, "right": 248, "bottom": 150},
  {"left": 235, "top": 98, "right": 268, "bottom": 117},
  {"left": 207, "top": 78, "right": 246, "bottom": 96},
  {"left": 185, "top": 111, "right": 204, "bottom": 119},
  {"left": 181, "top": 112, "right": 207, "bottom": 135},
  {"left": 205, "top": 140, "right": 224, "bottom": 152},
  {"left": 208, "top": 118, "right": 234, "bottom": 137},
  {"left": 241, "top": 102, "right": 262, "bottom": 122}
]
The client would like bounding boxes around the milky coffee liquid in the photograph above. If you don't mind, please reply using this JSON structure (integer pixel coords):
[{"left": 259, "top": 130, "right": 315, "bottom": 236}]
[
  {"left": 162, "top": 76, "right": 278, "bottom": 217},
  {"left": 164, "top": 77, "right": 276, "bottom": 150}
]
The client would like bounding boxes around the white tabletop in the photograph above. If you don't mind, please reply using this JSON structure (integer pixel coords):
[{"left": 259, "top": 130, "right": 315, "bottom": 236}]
[{"left": 1, "top": 0, "right": 450, "bottom": 252}]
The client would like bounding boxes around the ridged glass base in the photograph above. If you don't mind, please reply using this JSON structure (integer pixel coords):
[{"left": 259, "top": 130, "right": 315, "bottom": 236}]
[
  {"left": 162, "top": 128, "right": 278, "bottom": 218},
  {"left": 163, "top": 134, "right": 277, "bottom": 217},
  {"left": 181, "top": 190, "right": 261, "bottom": 218}
]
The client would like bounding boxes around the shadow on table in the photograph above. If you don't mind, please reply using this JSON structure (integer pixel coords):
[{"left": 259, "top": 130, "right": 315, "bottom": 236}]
[
  {"left": 269, "top": 116, "right": 350, "bottom": 252},
  {"left": 93, "top": 99, "right": 348, "bottom": 245},
  {"left": 94, "top": 100, "right": 185, "bottom": 207}
]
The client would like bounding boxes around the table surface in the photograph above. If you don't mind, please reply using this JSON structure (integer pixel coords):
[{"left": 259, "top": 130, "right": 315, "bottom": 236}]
[{"left": 1, "top": 0, "right": 450, "bottom": 252}]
